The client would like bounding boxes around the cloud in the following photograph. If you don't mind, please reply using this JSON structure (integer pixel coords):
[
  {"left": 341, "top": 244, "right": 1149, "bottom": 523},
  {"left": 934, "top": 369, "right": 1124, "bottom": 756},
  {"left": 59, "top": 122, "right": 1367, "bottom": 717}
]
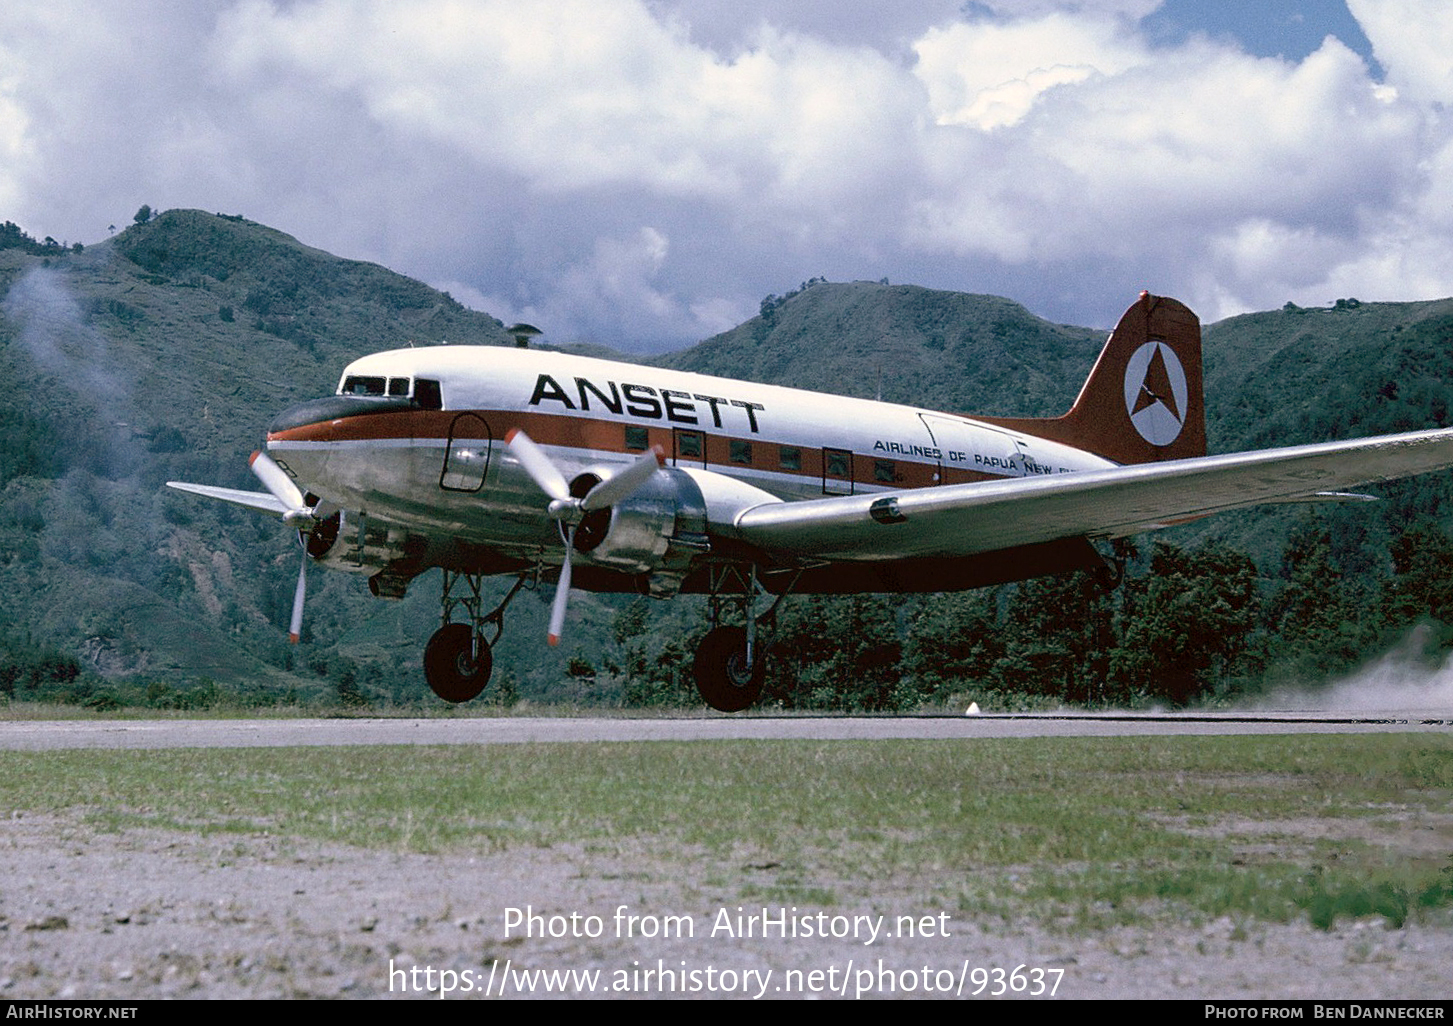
[
  {"left": 2, "top": 0, "right": 1451, "bottom": 347},
  {"left": 1347, "top": 0, "right": 1453, "bottom": 105}
]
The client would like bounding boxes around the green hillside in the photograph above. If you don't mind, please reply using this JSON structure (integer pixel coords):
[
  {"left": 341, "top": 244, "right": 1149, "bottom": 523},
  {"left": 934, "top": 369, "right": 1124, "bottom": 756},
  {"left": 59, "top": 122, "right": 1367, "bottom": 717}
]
[
  {"left": 0, "top": 210, "right": 513, "bottom": 698},
  {"left": 4, "top": 210, "right": 1453, "bottom": 709},
  {"left": 1197, "top": 298, "right": 1453, "bottom": 572},
  {"left": 660, "top": 279, "right": 1105, "bottom": 417}
]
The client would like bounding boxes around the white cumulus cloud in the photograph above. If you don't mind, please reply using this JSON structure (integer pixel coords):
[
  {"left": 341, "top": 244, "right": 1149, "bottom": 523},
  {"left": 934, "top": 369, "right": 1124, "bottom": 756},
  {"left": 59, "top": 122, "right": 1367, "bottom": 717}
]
[{"left": 0, "top": 0, "right": 1450, "bottom": 346}]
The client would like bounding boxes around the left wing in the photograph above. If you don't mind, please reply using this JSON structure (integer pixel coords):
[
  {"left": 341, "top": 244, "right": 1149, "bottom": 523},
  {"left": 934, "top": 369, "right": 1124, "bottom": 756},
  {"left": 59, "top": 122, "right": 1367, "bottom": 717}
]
[
  {"left": 165, "top": 482, "right": 290, "bottom": 517},
  {"left": 729, "top": 428, "right": 1453, "bottom": 562}
]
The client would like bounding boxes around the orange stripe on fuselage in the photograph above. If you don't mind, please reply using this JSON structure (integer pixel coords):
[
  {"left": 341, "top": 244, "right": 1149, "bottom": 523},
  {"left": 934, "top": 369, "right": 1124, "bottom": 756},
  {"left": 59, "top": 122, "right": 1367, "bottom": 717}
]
[{"left": 268, "top": 407, "right": 1002, "bottom": 492}]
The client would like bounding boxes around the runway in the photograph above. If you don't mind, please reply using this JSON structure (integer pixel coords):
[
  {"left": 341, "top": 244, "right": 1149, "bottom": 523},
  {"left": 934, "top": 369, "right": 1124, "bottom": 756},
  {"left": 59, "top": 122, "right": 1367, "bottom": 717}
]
[{"left": 2, "top": 710, "right": 1449, "bottom": 750}]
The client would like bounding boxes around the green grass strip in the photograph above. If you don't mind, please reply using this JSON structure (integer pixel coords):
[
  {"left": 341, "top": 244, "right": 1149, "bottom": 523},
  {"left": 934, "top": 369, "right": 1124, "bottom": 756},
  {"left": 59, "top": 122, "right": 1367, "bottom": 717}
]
[{"left": 2, "top": 734, "right": 1450, "bottom": 930}]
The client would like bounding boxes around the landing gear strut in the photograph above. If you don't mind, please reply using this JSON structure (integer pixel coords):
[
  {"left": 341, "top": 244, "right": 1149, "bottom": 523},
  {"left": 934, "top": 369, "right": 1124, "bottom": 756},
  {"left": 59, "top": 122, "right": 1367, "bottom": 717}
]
[
  {"left": 1093, "top": 539, "right": 1133, "bottom": 593},
  {"left": 693, "top": 565, "right": 794, "bottom": 712},
  {"left": 423, "top": 572, "right": 527, "bottom": 703}
]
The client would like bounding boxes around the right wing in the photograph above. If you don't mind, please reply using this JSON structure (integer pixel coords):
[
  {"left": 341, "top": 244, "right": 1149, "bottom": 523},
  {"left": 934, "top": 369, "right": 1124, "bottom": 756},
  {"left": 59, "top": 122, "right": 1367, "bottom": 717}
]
[{"left": 727, "top": 427, "right": 1453, "bottom": 563}]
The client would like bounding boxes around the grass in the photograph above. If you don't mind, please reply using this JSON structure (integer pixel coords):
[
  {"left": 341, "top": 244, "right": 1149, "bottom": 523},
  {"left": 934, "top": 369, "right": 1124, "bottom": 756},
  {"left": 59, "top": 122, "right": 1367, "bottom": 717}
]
[{"left": 1, "top": 734, "right": 1450, "bottom": 931}]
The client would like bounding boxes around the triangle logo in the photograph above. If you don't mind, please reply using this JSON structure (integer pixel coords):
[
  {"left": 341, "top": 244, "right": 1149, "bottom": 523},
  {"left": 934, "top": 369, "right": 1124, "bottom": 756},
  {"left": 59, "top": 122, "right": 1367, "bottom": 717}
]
[{"left": 1123, "top": 341, "right": 1188, "bottom": 446}]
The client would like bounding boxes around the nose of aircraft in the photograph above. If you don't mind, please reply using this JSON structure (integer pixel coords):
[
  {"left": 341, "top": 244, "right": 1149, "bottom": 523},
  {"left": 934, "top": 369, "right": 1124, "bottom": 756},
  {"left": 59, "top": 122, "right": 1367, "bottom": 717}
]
[{"left": 266, "top": 393, "right": 416, "bottom": 438}]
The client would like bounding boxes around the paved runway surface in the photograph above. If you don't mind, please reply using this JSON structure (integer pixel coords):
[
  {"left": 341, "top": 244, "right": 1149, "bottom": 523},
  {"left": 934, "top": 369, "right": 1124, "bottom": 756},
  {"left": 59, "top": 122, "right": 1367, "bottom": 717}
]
[{"left": 3, "top": 710, "right": 1449, "bottom": 749}]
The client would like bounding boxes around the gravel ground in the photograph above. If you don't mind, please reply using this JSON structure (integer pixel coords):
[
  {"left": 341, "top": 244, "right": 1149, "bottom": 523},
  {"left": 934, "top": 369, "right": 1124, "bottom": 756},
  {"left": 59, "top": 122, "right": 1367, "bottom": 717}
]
[{"left": 2, "top": 813, "right": 1449, "bottom": 1001}]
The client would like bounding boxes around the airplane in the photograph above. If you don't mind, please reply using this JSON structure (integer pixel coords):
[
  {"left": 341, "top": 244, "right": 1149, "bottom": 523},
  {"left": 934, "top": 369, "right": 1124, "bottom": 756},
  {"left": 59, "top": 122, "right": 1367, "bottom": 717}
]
[{"left": 168, "top": 292, "right": 1453, "bottom": 710}]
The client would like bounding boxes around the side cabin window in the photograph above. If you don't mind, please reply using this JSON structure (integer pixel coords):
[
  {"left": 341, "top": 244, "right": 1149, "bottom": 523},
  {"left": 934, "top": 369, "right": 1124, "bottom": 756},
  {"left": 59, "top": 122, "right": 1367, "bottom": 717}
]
[
  {"left": 823, "top": 447, "right": 853, "bottom": 496},
  {"left": 779, "top": 445, "right": 801, "bottom": 471},
  {"left": 624, "top": 425, "right": 650, "bottom": 451},
  {"left": 730, "top": 440, "right": 753, "bottom": 465},
  {"left": 676, "top": 430, "right": 703, "bottom": 459}
]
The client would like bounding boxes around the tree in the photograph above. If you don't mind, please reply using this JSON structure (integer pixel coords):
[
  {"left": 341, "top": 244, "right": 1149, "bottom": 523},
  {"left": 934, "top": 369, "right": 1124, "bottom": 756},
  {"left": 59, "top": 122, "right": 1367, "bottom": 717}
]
[
  {"left": 133, "top": 205, "right": 153, "bottom": 225},
  {"left": 1113, "top": 541, "right": 1260, "bottom": 704},
  {"left": 1384, "top": 518, "right": 1453, "bottom": 634},
  {"left": 1263, "top": 526, "right": 1368, "bottom": 678},
  {"left": 900, "top": 591, "right": 1003, "bottom": 700},
  {"left": 997, "top": 571, "right": 1118, "bottom": 703},
  {"left": 767, "top": 595, "right": 904, "bottom": 710}
]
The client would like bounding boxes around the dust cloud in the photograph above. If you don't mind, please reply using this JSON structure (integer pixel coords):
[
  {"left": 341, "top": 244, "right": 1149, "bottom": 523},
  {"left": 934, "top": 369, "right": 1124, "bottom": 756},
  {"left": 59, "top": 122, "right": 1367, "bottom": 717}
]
[{"left": 1248, "top": 625, "right": 1453, "bottom": 713}]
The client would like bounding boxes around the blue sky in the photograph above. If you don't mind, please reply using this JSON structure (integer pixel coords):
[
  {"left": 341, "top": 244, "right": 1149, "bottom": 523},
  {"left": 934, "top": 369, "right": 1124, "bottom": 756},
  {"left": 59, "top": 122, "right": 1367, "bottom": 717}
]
[
  {"left": 2, "top": 1, "right": 1449, "bottom": 351},
  {"left": 1145, "top": 0, "right": 1377, "bottom": 67}
]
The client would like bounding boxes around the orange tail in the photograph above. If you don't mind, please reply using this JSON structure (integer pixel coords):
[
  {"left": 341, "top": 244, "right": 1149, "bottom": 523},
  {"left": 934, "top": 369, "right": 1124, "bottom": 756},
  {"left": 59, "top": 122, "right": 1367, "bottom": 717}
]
[{"left": 984, "top": 292, "right": 1205, "bottom": 465}]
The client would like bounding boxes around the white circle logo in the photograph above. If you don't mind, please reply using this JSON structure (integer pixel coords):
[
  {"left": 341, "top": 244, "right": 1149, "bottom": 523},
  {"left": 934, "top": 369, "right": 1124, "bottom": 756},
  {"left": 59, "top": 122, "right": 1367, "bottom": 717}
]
[{"left": 1123, "top": 341, "right": 1188, "bottom": 446}]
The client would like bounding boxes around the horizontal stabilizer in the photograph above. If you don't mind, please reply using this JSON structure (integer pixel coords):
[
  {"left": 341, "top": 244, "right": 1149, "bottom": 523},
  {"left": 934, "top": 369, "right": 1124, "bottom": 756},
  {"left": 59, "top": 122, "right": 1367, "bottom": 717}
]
[{"left": 166, "top": 481, "right": 289, "bottom": 517}]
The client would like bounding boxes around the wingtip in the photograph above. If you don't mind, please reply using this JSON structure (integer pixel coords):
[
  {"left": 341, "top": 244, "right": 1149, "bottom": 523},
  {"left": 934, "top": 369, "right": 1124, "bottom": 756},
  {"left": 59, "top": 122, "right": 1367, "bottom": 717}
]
[
  {"left": 288, "top": 632, "right": 300, "bottom": 644},
  {"left": 547, "top": 633, "right": 561, "bottom": 647},
  {"left": 505, "top": 427, "right": 520, "bottom": 444}
]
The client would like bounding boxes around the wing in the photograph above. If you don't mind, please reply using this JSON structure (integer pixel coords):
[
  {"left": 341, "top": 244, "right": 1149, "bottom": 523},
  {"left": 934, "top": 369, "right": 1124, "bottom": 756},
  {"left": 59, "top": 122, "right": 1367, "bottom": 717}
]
[
  {"left": 165, "top": 481, "right": 290, "bottom": 517},
  {"left": 729, "top": 428, "right": 1453, "bottom": 562}
]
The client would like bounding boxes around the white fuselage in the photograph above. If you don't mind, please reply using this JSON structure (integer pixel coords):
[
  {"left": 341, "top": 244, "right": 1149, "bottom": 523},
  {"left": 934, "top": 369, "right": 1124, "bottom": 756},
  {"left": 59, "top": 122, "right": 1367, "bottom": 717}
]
[{"left": 266, "top": 345, "right": 1115, "bottom": 568}]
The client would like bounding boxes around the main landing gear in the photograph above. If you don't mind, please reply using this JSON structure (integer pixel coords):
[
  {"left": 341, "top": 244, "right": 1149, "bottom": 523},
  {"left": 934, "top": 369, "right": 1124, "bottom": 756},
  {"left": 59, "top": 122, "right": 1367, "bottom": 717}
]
[
  {"left": 421, "top": 562, "right": 794, "bottom": 712},
  {"left": 693, "top": 565, "right": 793, "bottom": 713},
  {"left": 423, "top": 572, "right": 527, "bottom": 703}
]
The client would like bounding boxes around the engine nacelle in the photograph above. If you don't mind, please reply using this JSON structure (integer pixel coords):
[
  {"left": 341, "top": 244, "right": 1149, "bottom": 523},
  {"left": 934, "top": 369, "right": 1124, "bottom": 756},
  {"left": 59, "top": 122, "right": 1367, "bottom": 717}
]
[
  {"left": 570, "top": 467, "right": 708, "bottom": 595},
  {"left": 305, "top": 510, "right": 416, "bottom": 574}
]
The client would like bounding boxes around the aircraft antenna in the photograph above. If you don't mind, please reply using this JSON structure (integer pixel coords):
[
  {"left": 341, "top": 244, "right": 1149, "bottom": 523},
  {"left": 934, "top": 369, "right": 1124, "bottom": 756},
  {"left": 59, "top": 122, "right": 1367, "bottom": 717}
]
[{"left": 508, "top": 323, "right": 543, "bottom": 349}]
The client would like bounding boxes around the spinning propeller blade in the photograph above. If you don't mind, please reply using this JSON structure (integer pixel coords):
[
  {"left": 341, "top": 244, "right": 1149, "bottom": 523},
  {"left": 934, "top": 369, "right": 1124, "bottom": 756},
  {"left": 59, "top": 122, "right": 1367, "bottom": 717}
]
[
  {"left": 289, "top": 545, "right": 307, "bottom": 644},
  {"left": 580, "top": 445, "right": 665, "bottom": 510},
  {"left": 505, "top": 429, "right": 570, "bottom": 503},
  {"left": 250, "top": 450, "right": 316, "bottom": 642},
  {"left": 249, "top": 451, "right": 311, "bottom": 523},
  {"left": 548, "top": 528, "right": 574, "bottom": 647},
  {"left": 506, "top": 430, "right": 663, "bottom": 644}
]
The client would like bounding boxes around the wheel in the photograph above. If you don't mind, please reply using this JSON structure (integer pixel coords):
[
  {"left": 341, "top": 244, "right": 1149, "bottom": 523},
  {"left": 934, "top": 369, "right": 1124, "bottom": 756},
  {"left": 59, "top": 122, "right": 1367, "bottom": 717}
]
[
  {"left": 423, "top": 623, "right": 492, "bottom": 703},
  {"left": 693, "top": 626, "right": 765, "bottom": 712}
]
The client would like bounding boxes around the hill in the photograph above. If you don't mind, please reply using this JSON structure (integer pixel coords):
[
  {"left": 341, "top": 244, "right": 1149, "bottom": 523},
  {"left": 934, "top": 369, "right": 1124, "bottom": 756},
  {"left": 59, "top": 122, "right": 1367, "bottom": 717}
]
[
  {"left": 0, "top": 210, "right": 512, "bottom": 694},
  {"left": 659, "top": 279, "right": 1104, "bottom": 417},
  {"left": 4, "top": 210, "right": 1453, "bottom": 706}
]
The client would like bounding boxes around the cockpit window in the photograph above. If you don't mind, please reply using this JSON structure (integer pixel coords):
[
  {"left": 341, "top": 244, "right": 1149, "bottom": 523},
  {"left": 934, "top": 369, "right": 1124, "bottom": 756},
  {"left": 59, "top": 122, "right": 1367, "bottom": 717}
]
[
  {"left": 340, "top": 375, "right": 415, "bottom": 398},
  {"left": 415, "top": 378, "right": 442, "bottom": 410},
  {"left": 340, "top": 374, "right": 438, "bottom": 408},
  {"left": 342, "top": 375, "right": 387, "bottom": 396}
]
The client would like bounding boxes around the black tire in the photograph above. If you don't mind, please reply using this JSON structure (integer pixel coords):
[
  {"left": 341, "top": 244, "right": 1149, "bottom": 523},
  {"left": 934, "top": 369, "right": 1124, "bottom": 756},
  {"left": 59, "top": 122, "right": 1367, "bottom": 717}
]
[
  {"left": 693, "top": 626, "right": 764, "bottom": 712},
  {"left": 423, "top": 623, "right": 492, "bottom": 703}
]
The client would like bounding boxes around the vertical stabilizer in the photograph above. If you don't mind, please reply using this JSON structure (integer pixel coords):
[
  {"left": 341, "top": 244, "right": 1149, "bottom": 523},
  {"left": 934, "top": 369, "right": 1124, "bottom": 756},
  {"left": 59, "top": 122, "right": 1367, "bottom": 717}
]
[{"left": 983, "top": 292, "right": 1205, "bottom": 465}]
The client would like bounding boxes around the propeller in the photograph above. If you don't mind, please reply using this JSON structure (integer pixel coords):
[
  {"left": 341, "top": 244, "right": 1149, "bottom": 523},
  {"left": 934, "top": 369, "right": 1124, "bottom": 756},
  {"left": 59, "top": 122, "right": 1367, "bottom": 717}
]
[
  {"left": 506, "top": 429, "right": 663, "bottom": 645},
  {"left": 289, "top": 542, "right": 308, "bottom": 644},
  {"left": 250, "top": 450, "right": 317, "bottom": 643},
  {"left": 249, "top": 451, "right": 312, "bottom": 523}
]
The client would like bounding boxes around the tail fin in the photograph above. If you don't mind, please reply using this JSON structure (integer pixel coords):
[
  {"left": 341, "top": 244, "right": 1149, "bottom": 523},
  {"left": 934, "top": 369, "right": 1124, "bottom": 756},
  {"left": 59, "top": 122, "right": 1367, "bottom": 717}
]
[{"left": 984, "top": 292, "right": 1205, "bottom": 464}]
